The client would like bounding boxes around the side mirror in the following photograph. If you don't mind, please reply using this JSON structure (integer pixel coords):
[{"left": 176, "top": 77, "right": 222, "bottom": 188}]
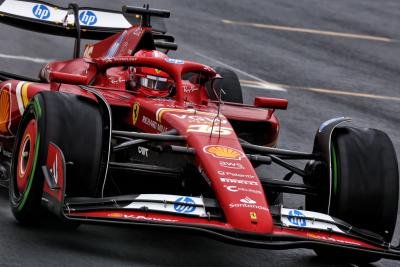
[
  {"left": 254, "top": 97, "right": 288, "bottom": 110},
  {"left": 48, "top": 71, "right": 89, "bottom": 85}
]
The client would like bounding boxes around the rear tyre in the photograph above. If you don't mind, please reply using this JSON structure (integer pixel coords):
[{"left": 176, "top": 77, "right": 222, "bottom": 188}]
[
  {"left": 10, "top": 92, "right": 104, "bottom": 225},
  {"left": 308, "top": 126, "right": 399, "bottom": 264},
  {"left": 206, "top": 67, "right": 243, "bottom": 103}
]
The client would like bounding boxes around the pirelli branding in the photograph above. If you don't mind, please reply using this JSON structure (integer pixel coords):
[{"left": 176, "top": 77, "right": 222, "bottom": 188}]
[{"left": 220, "top": 177, "right": 258, "bottom": 186}]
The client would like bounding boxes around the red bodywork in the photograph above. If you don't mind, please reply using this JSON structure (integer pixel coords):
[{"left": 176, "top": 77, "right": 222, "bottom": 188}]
[
  {"left": 0, "top": 25, "right": 278, "bottom": 234},
  {"left": 0, "top": 22, "right": 394, "bottom": 257}
]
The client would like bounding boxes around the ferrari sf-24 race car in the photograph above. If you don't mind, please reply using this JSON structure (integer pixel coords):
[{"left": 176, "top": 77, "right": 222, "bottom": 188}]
[{"left": 0, "top": 1, "right": 398, "bottom": 264}]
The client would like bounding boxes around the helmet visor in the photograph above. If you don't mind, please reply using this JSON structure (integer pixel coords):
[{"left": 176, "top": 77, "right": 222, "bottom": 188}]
[{"left": 140, "top": 75, "right": 173, "bottom": 91}]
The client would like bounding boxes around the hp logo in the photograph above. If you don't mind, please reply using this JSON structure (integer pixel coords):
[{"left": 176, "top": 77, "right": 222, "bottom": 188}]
[
  {"left": 79, "top": 11, "right": 97, "bottom": 26},
  {"left": 32, "top": 4, "right": 50, "bottom": 20},
  {"left": 288, "top": 210, "right": 307, "bottom": 227},
  {"left": 174, "top": 197, "right": 196, "bottom": 213}
]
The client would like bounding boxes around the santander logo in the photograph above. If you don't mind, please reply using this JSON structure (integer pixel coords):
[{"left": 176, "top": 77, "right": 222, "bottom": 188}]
[{"left": 240, "top": 196, "right": 256, "bottom": 204}]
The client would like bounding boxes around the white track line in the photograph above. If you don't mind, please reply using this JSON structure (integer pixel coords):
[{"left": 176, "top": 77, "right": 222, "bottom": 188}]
[
  {"left": 240, "top": 83, "right": 287, "bottom": 91},
  {"left": 222, "top": 20, "right": 393, "bottom": 43},
  {"left": 192, "top": 50, "right": 287, "bottom": 92},
  {"left": 0, "top": 53, "right": 52, "bottom": 63}
]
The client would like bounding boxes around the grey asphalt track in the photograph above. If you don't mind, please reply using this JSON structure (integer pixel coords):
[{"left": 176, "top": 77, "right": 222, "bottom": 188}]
[{"left": 0, "top": 0, "right": 399, "bottom": 266}]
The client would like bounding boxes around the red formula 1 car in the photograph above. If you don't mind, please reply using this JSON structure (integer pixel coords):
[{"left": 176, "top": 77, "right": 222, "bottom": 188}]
[{"left": 0, "top": 1, "right": 399, "bottom": 264}]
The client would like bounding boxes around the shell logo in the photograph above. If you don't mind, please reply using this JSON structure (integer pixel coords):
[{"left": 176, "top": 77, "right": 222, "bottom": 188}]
[{"left": 203, "top": 145, "right": 245, "bottom": 160}]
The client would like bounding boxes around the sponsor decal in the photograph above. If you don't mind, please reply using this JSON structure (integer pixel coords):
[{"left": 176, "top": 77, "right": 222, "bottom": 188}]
[
  {"left": 165, "top": 58, "right": 185, "bottom": 64},
  {"left": 49, "top": 154, "right": 59, "bottom": 184},
  {"left": 171, "top": 114, "right": 228, "bottom": 124},
  {"left": 125, "top": 194, "right": 205, "bottom": 216},
  {"left": 138, "top": 146, "right": 149, "bottom": 157},
  {"left": 229, "top": 203, "right": 268, "bottom": 211},
  {"left": 187, "top": 125, "right": 232, "bottom": 136},
  {"left": 107, "top": 213, "right": 177, "bottom": 222},
  {"left": 174, "top": 197, "right": 196, "bottom": 213},
  {"left": 32, "top": 4, "right": 50, "bottom": 20},
  {"left": 240, "top": 196, "right": 256, "bottom": 204},
  {"left": 183, "top": 85, "right": 199, "bottom": 93},
  {"left": 220, "top": 178, "right": 258, "bottom": 186},
  {"left": 217, "top": 170, "right": 255, "bottom": 179},
  {"left": 281, "top": 208, "right": 344, "bottom": 233},
  {"left": 156, "top": 108, "right": 216, "bottom": 122},
  {"left": 142, "top": 115, "right": 167, "bottom": 132},
  {"left": 84, "top": 45, "right": 94, "bottom": 58},
  {"left": 108, "top": 77, "right": 126, "bottom": 85},
  {"left": 79, "top": 10, "right": 97, "bottom": 26},
  {"left": 224, "top": 185, "right": 262, "bottom": 195},
  {"left": 132, "top": 27, "right": 142, "bottom": 36},
  {"left": 204, "top": 145, "right": 245, "bottom": 160},
  {"left": 132, "top": 102, "right": 140, "bottom": 125},
  {"left": 306, "top": 233, "right": 361, "bottom": 246},
  {"left": 287, "top": 210, "right": 307, "bottom": 227},
  {"left": 219, "top": 161, "right": 244, "bottom": 169},
  {"left": 106, "top": 30, "right": 127, "bottom": 58},
  {"left": 250, "top": 212, "right": 257, "bottom": 220}
]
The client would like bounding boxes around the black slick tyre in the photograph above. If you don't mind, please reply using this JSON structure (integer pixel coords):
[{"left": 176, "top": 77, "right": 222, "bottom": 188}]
[
  {"left": 10, "top": 92, "right": 104, "bottom": 225},
  {"left": 311, "top": 126, "right": 399, "bottom": 264}
]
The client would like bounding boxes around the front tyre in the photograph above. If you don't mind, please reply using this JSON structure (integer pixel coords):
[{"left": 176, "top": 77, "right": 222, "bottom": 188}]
[
  {"left": 308, "top": 126, "right": 399, "bottom": 264},
  {"left": 10, "top": 92, "right": 104, "bottom": 225}
]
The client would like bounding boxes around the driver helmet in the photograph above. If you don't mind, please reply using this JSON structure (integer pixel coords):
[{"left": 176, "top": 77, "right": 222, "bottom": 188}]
[{"left": 129, "top": 50, "right": 174, "bottom": 97}]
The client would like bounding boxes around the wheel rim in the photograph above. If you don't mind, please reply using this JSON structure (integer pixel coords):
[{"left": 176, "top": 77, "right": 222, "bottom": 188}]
[{"left": 16, "top": 119, "right": 37, "bottom": 194}]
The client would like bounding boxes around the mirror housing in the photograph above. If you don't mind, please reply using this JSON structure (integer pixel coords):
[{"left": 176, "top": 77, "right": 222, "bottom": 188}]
[{"left": 254, "top": 97, "right": 288, "bottom": 110}]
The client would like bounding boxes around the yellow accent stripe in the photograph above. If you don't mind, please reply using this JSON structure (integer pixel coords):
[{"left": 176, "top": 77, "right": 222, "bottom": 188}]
[
  {"left": 240, "top": 80, "right": 400, "bottom": 102},
  {"left": 21, "top": 82, "right": 31, "bottom": 107},
  {"left": 222, "top": 20, "right": 393, "bottom": 43}
]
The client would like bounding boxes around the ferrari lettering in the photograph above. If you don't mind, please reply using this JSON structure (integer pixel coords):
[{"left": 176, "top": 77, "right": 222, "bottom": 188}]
[
  {"left": 217, "top": 171, "right": 255, "bottom": 179},
  {"left": 32, "top": 4, "right": 50, "bottom": 20},
  {"left": 220, "top": 178, "right": 258, "bottom": 186},
  {"left": 187, "top": 125, "right": 232, "bottom": 135},
  {"left": 79, "top": 11, "right": 97, "bottom": 26},
  {"left": 224, "top": 185, "right": 262, "bottom": 195}
]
